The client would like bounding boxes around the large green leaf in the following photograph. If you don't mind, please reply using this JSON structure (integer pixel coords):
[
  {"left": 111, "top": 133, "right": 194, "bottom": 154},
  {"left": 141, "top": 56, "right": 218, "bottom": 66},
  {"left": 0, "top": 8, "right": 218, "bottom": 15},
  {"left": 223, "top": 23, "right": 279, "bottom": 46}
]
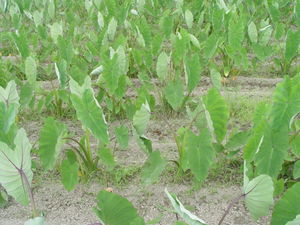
[
  {"left": 185, "top": 129, "right": 214, "bottom": 183},
  {"left": 165, "top": 189, "right": 207, "bottom": 225},
  {"left": 203, "top": 88, "right": 229, "bottom": 143},
  {"left": 39, "top": 117, "right": 67, "bottom": 170},
  {"left": 164, "top": 79, "right": 184, "bottom": 111},
  {"left": 115, "top": 125, "right": 129, "bottom": 149},
  {"left": 0, "top": 128, "right": 33, "bottom": 205},
  {"left": 71, "top": 89, "right": 109, "bottom": 144},
  {"left": 0, "top": 102, "right": 18, "bottom": 134},
  {"left": 271, "top": 183, "right": 300, "bottom": 225},
  {"left": 133, "top": 102, "right": 150, "bottom": 136},
  {"left": 244, "top": 175, "right": 274, "bottom": 220},
  {"left": 141, "top": 151, "right": 166, "bottom": 185},
  {"left": 94, "top": 190, "right": 145, "bottom": 225},
  {"left": 285, "top": 30, "right": 300, "bottom": 64},
  {"left": 228, "top": 15, "right": 244, "bottom": 52},
  {"left": 254, "top": 123, "right": 288, "bottom": 178},
  {"left": 185, "top": 54, "right": 201, "bottom": 93},
  {"left": 0, "top": 80, "right": 20, "bottom": 108},
  {"left": 60, "top": 150, "right": 79, "bottom": 191},
  {"left": 25, "top": 56, "right": 37, "bottom": 85},
  {"left": 156, "top": 51, "right": 169, "bottom": 81},
  {"left": 203, "top": 33, "right": 219, "bottom": 59},
  {"left": 286, "top": 215, "right": 300, "bottom": 225},
  {"left": 39, "top": 117, "right": 66, "bottom": 170}
]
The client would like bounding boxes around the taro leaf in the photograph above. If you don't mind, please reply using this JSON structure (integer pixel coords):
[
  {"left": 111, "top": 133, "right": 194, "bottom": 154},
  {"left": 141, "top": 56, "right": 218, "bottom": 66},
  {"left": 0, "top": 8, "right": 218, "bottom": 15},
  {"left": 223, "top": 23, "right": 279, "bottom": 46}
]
[
  {"left": 225, "top": 131, "right": 250, "bottom": 151},
  {"left": 165, "top": 189, "right": 207, "bottom": 225},
  {"left": 209, "top": 68, "right": 221, "bottom": 91},
  {"left": 137, "top": 135, "right": 153, "bottom": 154},
  {"left": 39, "top": 117, "right": 67, "bottom": 170},
  {"left": 185, "top": 54, "right": 201, "bottom": 93},
  {"left": 164, "top": 79, "right": 184, "bottom": 111},
  {"left": 271, "top": 183, "right": 300, "bottom": 225},
  {"left": 19, "top": 83, "right": 34, "bottom": 108},
  {"left": 185, "top": 9, "right": 193, "bottom": 29},
  {"left": 248, "top": 21, "right": 258, "bottom": 43},
  {"left": 115, "top": 125, "right": 129, "bottom": 149},
  {"left": 244, "top": 175, "right": 274, "bottom": 220},
  {"left": 156, "top": 51, "right": 169, "bottom": 81},
  {"left": 0, "top": 190, "right": 8, "bottom": 208},
  {"left": 203, "top": 33, "right": 219, "bottom": 59},
  {"left": 49, "top": 22, "right": 63, "bottom": 43},
  {"left": 285, "top": 30, "right": 300, "bottom": 64},
  {"left": 133, "top": 102, "right": 150, "bottom": 136},
  {"left": 55, "top": 60, "right": 68, "bottom": 89},
  {"left": 185, "top": 129, "right": 214, "bottom": 183},
  {"left": 141, "top": 151, "right": 166, "bottom": 185},
  {"left": 0, "top": 102, "right": 18, "bottom": 134},
  {"left": 296, "top": 0, "right": 300, "bottom": 27},
  {"left": 94, "top": 190, "right": 146, "bottom": 225},
  {"left": 11, "top": 32, "right": 30, "bottom": 58},
  {"left": 0, "top": 80, "right": 20, "bottom": 108},
  {"left": 24, "top": 216, "right": 45, "bottom": 225},
  {"left": 69, "top": 77, "right": 92, "bottom": 97},
  {"left": 98, "top": 147, "right": 116, "bottom": 170},
  {"left": 293, "top": 160, "right": 300, "bottom": 179},
  {"left": 0, "top": 128, "right": 33, "bottom": 205},
  {"left": 228, "top": 16, "right": 244, "bottom": 52},
  {"left": 254, "top": 123, "right": 288, "bottom": 178},
  {"left": 25, "top": 56, "right": 37, "bottom": 85},
  {"left": 60, "top": 150, "right": 79, "bottom": 191},
  {"left": 285, "top": 215, "right": 300, "bottom": 225},
  {"left": 203, "top": 88, "right": 229, "bottom": 143},
  {"left": 90, "top": 65, "right": 104, "bottom": 76},
  {"left": 71, "top": 89, "right": 109, "bottom": 144},
  {"left": 107, "top": 17, "right": 117, "bottom": 41},
  {"left": 174, "top": 222, "right": 188, "bottom": 225}
]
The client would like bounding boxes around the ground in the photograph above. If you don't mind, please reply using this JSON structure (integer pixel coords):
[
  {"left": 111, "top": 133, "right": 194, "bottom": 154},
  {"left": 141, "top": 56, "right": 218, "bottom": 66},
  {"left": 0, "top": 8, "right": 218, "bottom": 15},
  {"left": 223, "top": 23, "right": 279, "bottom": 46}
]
[{"left": 0, "top": 76, "right": 281, "bottom": 225}]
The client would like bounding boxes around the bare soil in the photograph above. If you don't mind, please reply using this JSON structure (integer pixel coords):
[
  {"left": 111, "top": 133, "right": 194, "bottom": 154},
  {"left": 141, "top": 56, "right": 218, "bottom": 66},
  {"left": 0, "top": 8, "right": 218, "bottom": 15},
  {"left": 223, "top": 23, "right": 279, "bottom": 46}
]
[{"left": 0, "top": 77, "right": 279, "bottom": 225}]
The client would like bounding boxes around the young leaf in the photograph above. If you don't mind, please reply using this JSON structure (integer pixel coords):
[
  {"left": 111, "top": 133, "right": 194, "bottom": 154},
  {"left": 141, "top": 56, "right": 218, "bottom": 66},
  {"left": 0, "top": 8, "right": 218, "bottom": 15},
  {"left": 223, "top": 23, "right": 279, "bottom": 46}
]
[
  {"left": 39, "top": 117, "right": 67, "bottom": 170},
  {"left": 164, "top": 79, "right": 184, "bottom": 111},
  {"left": 185, "top": 129, "right": 214, "bottom": 183},
  {"left": 107, "top": 17, "right": 118, "bottom": 41},
  {"left": 244, "top": 175, "right": 274, "bottom": 220},
  {"left": 141, "top": 151, "right": 166, "bottom": 185},
  {"left": 185, "top": 10, "right": 193, "bottom": 29},
  {"left": 25, "top": 56, "right": 37, "bottom": 85},
  {"left": 55, "top": 60, "right": 68, "bottom": 89},
  {"left": 0, "top": 128, "right": 33, "bottom": 205},
  {"left": 165, "top": 189, "right": 207, "bottom": 225},
  {"left": 60, "top": 150, "right": 79, "bottom": 191},
  {"left": 271, "top": 183, "right": 300, "bottom": 225},
  {"left": 49, "top": 22, "right": 63, "bottom": 43},
  {"left": 248, "top": 22, "right": 258, "bottom": 43},
  {"left": 71, "top": 89, "right": 109, "bottom": 144},
  {"left": 94, "top": 190, "right": 145, "bottom": 225},
  {"left": 115, "top": 125, "right": 129, "bottom": 149},
  {"left": 203, "top": 88, "right": 229, "bottom": 143},
  {"left": 133, "top": 102, "right": 150, "bottom": 136},
  {"left": 156, "top": 51, "right": 169, "bottom": 81}
]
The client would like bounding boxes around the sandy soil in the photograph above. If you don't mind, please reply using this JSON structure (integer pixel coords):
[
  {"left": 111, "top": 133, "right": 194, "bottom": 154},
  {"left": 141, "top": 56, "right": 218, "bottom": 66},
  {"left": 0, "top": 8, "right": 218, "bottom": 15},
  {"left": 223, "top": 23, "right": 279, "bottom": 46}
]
[{"left": 0, "top": 77, "right": 278, "bottom": 225}]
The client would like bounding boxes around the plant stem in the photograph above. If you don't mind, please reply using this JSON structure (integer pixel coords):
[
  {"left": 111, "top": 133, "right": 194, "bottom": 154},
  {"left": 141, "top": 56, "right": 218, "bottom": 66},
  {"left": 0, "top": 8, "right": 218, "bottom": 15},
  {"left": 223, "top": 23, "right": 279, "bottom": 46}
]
[
  {"left": 218, "top": 194, "right": 245, "bottom": 225},
  {"left": 19, "top": 169, "right": 38, "bottom": 218}
]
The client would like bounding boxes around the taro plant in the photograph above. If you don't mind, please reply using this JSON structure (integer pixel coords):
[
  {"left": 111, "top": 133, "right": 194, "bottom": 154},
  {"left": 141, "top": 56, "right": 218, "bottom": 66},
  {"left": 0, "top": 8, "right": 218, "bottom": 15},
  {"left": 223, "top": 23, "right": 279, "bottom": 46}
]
[{"left": 0, "top": 80, "right": 44, "bottom": 225}]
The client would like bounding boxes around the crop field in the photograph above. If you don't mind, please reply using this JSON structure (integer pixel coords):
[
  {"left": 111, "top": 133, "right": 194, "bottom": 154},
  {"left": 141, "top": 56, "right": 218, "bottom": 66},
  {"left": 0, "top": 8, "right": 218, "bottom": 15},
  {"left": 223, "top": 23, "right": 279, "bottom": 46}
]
[{"left": 0, "top": 0, "right": 300, "bottom": 225}]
